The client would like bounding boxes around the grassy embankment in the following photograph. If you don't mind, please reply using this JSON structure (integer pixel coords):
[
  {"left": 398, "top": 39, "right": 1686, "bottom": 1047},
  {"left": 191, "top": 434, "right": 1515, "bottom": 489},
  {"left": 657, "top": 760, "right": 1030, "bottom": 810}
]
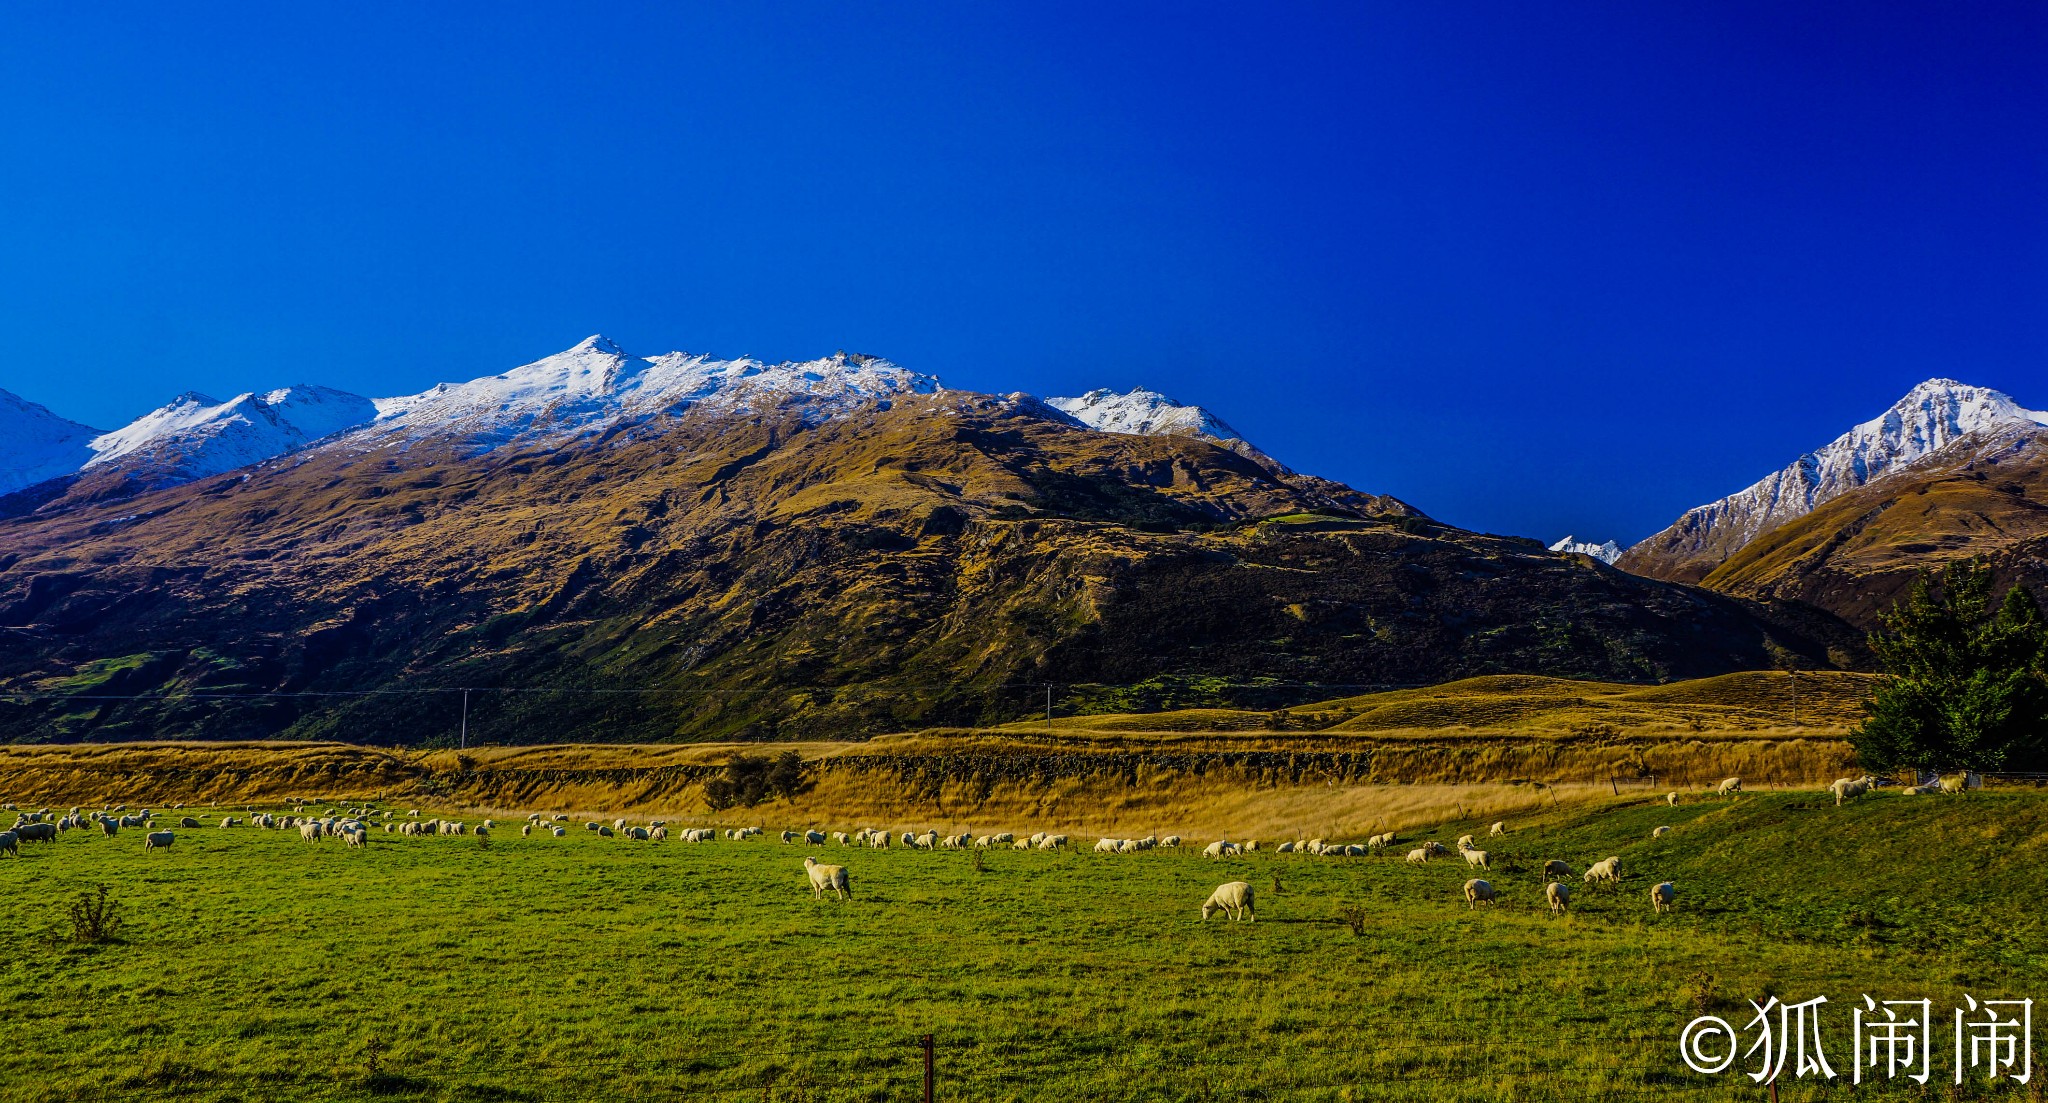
[
  {"left": 0, "top": 671, "right": 1874, "bottom": 841},
  {"left": 0, "top": 787, "right": 2042, "bottom": 1102}
]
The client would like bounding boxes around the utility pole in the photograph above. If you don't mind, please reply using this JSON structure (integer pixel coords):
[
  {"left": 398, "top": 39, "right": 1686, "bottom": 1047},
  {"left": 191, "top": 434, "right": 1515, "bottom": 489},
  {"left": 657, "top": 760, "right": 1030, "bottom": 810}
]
[
  {"left": 921, "top": 1034, "right": 935, "bottom": 1103},
  {"left": 459, "top": 689, "right": 470, "bottom": 751}
]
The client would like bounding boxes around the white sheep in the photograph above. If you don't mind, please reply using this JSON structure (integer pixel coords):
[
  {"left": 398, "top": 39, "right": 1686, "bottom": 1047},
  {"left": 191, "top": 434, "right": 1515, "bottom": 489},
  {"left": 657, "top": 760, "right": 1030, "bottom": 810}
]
[
  {"left": 0, "top": 831, "right": 18, "bottom": 858},
  {"left": 1489, "top": 821, "right": 1505, "bottom": 837},
  {"left": 805, "top": 830, "right": 826, "bottom": 845},
  {"left": 300, "top": 822, "right": 323, "bottom": 843},
  {"left": 521, "top": 824, "right": 533, "bottom": 837},
  {"left": 1462, "top": 848, "right": 1490, "bottom": 871},
  {"left": 1094, "top": 838, "right": 1119, "bottom": 854},
  {"left": 804, "top": 856, "right": 852, "bottom": 900},
  {"left": 1546, "top": 881, "right": 1571, "bottom": 915},
  {"left": 551, "top": 827, "right": 567, "bottom": 837},
  {"left": 1464, "top": 879, "right": 1497, "bottom": 909},
  {"left": 1584, "top": 856, "right": 1622, "bottom": 884},
  {"left": 650, "top": 827, "right": 667, "bottom": 841},
  {"left": 1667, "top": 792, "right": 1680, "bottom": 806},
  {"left": 1275, "top": 841, "right": 1296, "bottom": 854},
  {"left": 1716, "top": 777, "right": 1742, "bottom": 796},
  {"left": 1161, "top": 835, "right": 1182, "bottom": 848},
  {"left": 1650, "top": 881, "right": 1677, "bottom": 914},
  {"left": 1424, "top": 841, "right": 1452, "bottom": 857},
  {"left": 1542, "top": 859, "right": 1573, "bottom": 880},
  {"left": 145, "top": 830, "right": 175, "bottom": 852},
  {"left": 1652, "top": 825, "right": 1671, "bottom": 838},
  {"left": 1455, "top": 834, "right": 1475, "bottom": 850},
  {"left": 1832, "top": 776, "right": 1875, "bottom": 806},
  {"left": 597, "top": 826, "right": 614, "bottom": 838},
  {"left": 1038, "top": 834, "right": 1067, "bottom": 850},
  {"left": 626, "top": 827, "right": 650, "bottom": 841},
  {"left": 1203, "top": 840, "right": 1239, "bottom": 859},
  {"left": 834, "top": 831, "right": 851, "bottom": 846},
  {"left": 1200, "top": 881, "right": 1255, "bottom": 921},
  {"left": 781, "top": 830, "right": 797, "bottom": 844},
  {"left": 1405, "top": 847, "right": 1430, "bottom": 864}
]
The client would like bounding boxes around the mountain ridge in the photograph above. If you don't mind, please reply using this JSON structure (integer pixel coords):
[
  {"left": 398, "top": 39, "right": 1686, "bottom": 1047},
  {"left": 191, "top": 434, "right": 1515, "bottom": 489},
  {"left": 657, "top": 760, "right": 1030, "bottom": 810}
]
[{"left": 1620, "top": 378, "right": 2048, "bottom": 582}]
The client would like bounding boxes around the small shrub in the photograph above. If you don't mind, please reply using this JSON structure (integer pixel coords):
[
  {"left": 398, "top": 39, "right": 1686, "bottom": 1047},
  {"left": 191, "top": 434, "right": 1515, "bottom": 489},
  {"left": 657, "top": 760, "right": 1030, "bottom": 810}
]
[
  {"left": 705, "top": 751, "right": 807, "bottom": 810},
  {"left": 476, "top": 832, "right": 491, "bottom": 851},
  {"left": 1684, "top": 970, "right": 1718, "bottom": 1013},
  {"left": 69, "top": 885, "right": 122, "bottom": 944},
  {"left": 1337, "top": 904, "right": 1369, "bottom": 936},
  {"left": 970, "top": 848, "right": 987, "bottom": 873},
  {"left": 1271, "top": 875, "right": 1284, "bottom": 896}
]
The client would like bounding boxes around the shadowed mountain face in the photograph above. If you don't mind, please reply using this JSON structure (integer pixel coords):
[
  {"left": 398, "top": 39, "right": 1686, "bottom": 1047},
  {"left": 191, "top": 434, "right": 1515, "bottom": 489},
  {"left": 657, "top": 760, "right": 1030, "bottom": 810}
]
[
  {"left": 0, "top": 389, "right": 1856, "bottom": 745},
  {"left": 1694, "top": 425, "right": 2048, "bottom": 627}
]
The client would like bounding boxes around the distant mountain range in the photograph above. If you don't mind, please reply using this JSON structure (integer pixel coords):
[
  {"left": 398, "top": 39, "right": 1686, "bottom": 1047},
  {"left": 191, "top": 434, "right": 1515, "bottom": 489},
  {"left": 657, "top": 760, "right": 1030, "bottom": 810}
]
[{"left": 0, "top": 336, "right": 1851, "bottom": 744}]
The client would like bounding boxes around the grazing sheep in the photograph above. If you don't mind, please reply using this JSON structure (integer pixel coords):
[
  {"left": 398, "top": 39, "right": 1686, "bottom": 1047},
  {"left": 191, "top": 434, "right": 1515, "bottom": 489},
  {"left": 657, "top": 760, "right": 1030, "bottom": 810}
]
[
  {"left": 1343, "top": 844, "right": 1368, "bottom": 857},
  {"left": 179, "top": 817, "right": 200, "bottom": 829},
  {"left": 99, "top": 816, "right": 120, "bottom": 836},
  {"left": 1161, "top": 835, "right": 1182, "bottom": 848},
  {"left": 1939, "top": 773, "right": 1971, "bottom": 794},
  {"left": 1546, "top": 881, "right": 1571, "bottom": 915},
  {"left": 991, "top": 832, "right": 1015, "bottom": 845},
  {"left": 1716, "top": 777, "right": 1742, "bottom": 796},
  {"left": 1542, "top": 859, "right": 1573, "bottom": 880},
  {"left": 1307, "top": 838, "right": 1327, "bottom": 855},
  {"left": 343, "top": 828, "right": 367, "bottom": 849},
  {"left": 1652, "top": 826, "right": 1672, "bottom": 838},
  {"left": 805, "top": 830, "right": 826, "bottom": 845},
  {"left": 626, "top": 827, "right": 649, "bottom": 841},
  {"left": 1275, "top": 841, "right": 1296, "bottom": 854},
  {"left": 1455, "top": 834, "right": 1476, "bottom": 850},
  {"left": 650, "top": 827, "right": 667, "bottom": 841},
  {"left": 0, "top": 831, "right": 17, "bottom": 858},
  {"left": 1667, "top": 792, "right": 1679, "bottom": 806},
  {"left": 1200, "top": 881, "right": 1255, "bottom": 922},
  {"left": 1902, "top": 782, "right": 1940, "bottom": 795},
  {"left": 1832, "top": 776, "right": 1875, "bottom": 806},
  {"left": 1489, "top": 821, "right": 1506, "bottom": 837},
  {"left": 1405, "top": 847, "right": 1430, "bottom": 864},
  {"left": 1650, "top": 881, "right": 1677, "bottom": 914},
  {"left": 551, "top": 827, "right": 567, "bottom": 837},
  {"left": 1464, "top": 879, "right": 1497, "bottom": 909},
  {"left": 1424, "top": 841, "right": 1452, "bottom": 857},
  {"left": 521, "top": 824, "right": 533, "bottom": 837},
  {"left": 1039, "top": 834, "right": 1067, "bottom": 850},
  {"left": 145, "top": 830, "right": 175, "bottom": 852},
  {"left": 1584, "top": 857, "right": 1622, "bottom": 884},
  {"left": 551, "top": 813, "right": 568, "bottom": 821},
  {"left": 804, "top": 856, "right": 852, "bottom": 901},
  {"left": 1094, "top": 838, "right": 1119, "bottom": 853},
  {"left": 1462, "top": 848, "right": 1490, "bottom": 871},
  {"left": 1203, "top": 840, "right": 1239, "bottom": 859},
  {"left": 14, "top": 823, "right": 55, "bottom": 843},
  {"left": 300, "top": 822, "right": 323, "bottom": 843},
  {"left": 597, "top": 826, "right": 614, "bottom": 838}
]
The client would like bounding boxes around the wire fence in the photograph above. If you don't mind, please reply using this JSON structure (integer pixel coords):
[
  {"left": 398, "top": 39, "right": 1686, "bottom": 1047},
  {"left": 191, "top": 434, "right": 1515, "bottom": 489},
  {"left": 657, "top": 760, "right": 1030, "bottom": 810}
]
[{"left": 37, "top": 1017, "right": 2046, "bottom": 1103}]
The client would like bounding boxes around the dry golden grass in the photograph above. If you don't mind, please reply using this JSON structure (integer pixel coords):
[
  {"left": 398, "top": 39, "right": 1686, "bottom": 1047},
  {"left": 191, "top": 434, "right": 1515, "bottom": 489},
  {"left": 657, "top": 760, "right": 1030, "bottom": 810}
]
[{"left": 0, "top": 673, "right": 1870, "bottom": 836}]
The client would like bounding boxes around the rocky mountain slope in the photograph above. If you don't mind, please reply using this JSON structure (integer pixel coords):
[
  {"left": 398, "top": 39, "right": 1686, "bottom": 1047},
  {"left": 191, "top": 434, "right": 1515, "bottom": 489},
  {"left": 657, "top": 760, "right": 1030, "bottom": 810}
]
[
  {"left": 1688, "top": 422, "right": 2048, "bottom": 626},
  {"left": 1620, "top": 380, "right": 2048, "bottom": 582},
  {"left": 0, "top": 343, "right": 1858, "bottom": 745}
]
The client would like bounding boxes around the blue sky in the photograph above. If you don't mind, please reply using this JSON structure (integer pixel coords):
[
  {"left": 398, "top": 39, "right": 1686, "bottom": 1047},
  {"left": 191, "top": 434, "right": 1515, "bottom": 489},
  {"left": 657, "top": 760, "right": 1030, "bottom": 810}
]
[{"left": 2, "top": 3, "right": 2043, "bottom": 543}]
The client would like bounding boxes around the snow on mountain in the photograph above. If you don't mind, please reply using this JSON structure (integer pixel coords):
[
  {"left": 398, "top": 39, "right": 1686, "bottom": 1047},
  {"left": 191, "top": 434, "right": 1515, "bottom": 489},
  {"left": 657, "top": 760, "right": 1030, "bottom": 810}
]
[
  {"left": 1549, "top": 535, "right": 1622, "bottom": 564},
  {"left": 0, "top": 389, "right": 103, "bottom": 495},
  {"left": 1046, "top": 387, "right": 1279, "bottom": 468},
  {"left": 360, "top": 336, "right": 942, "bottom": 449},
  {"left": 1623, "top": 379, "right": 2048, "bottom": 578},
  {"left": 86, "top": 385, "right": 378, "bottom": 486}
]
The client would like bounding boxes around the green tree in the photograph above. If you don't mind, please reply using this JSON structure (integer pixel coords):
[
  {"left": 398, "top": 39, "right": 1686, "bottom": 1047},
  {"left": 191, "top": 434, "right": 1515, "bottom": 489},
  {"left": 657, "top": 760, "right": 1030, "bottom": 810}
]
[{"left": 1852, "top": 560, "right": 2048, "bottom": 774}]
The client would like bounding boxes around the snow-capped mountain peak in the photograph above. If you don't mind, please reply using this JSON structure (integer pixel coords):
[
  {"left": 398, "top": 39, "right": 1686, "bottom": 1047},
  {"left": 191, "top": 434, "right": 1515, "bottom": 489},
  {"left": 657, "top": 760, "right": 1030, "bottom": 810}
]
[
  {"left": 361, "top": 338, "right": 942, "bottom": 449},
  {"left": 1623, "top": 378, "right": 2048, "bottom": 579},
  {"left": 1045, "top": 386, "right": 1279, "bottom": 468},
  {"left": 1549, "top": 535, "right": 1622, "bottom": 563},
  {"left": 85, "top": 385, "right": 378, "bottom": 486},
  {"left": 0, "top": 389, "right": 103, "bottom": 496}
]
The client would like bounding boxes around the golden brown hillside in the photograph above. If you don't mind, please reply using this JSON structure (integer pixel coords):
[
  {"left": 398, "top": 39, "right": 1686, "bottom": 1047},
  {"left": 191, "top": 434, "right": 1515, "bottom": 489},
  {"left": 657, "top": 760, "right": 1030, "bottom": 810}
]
[
  {"left": 0, "top": 390, "right": 1859, "bottom": 745},
  {"left": 1698, "top": 426, "right": 2048, "bottom": 624}
]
